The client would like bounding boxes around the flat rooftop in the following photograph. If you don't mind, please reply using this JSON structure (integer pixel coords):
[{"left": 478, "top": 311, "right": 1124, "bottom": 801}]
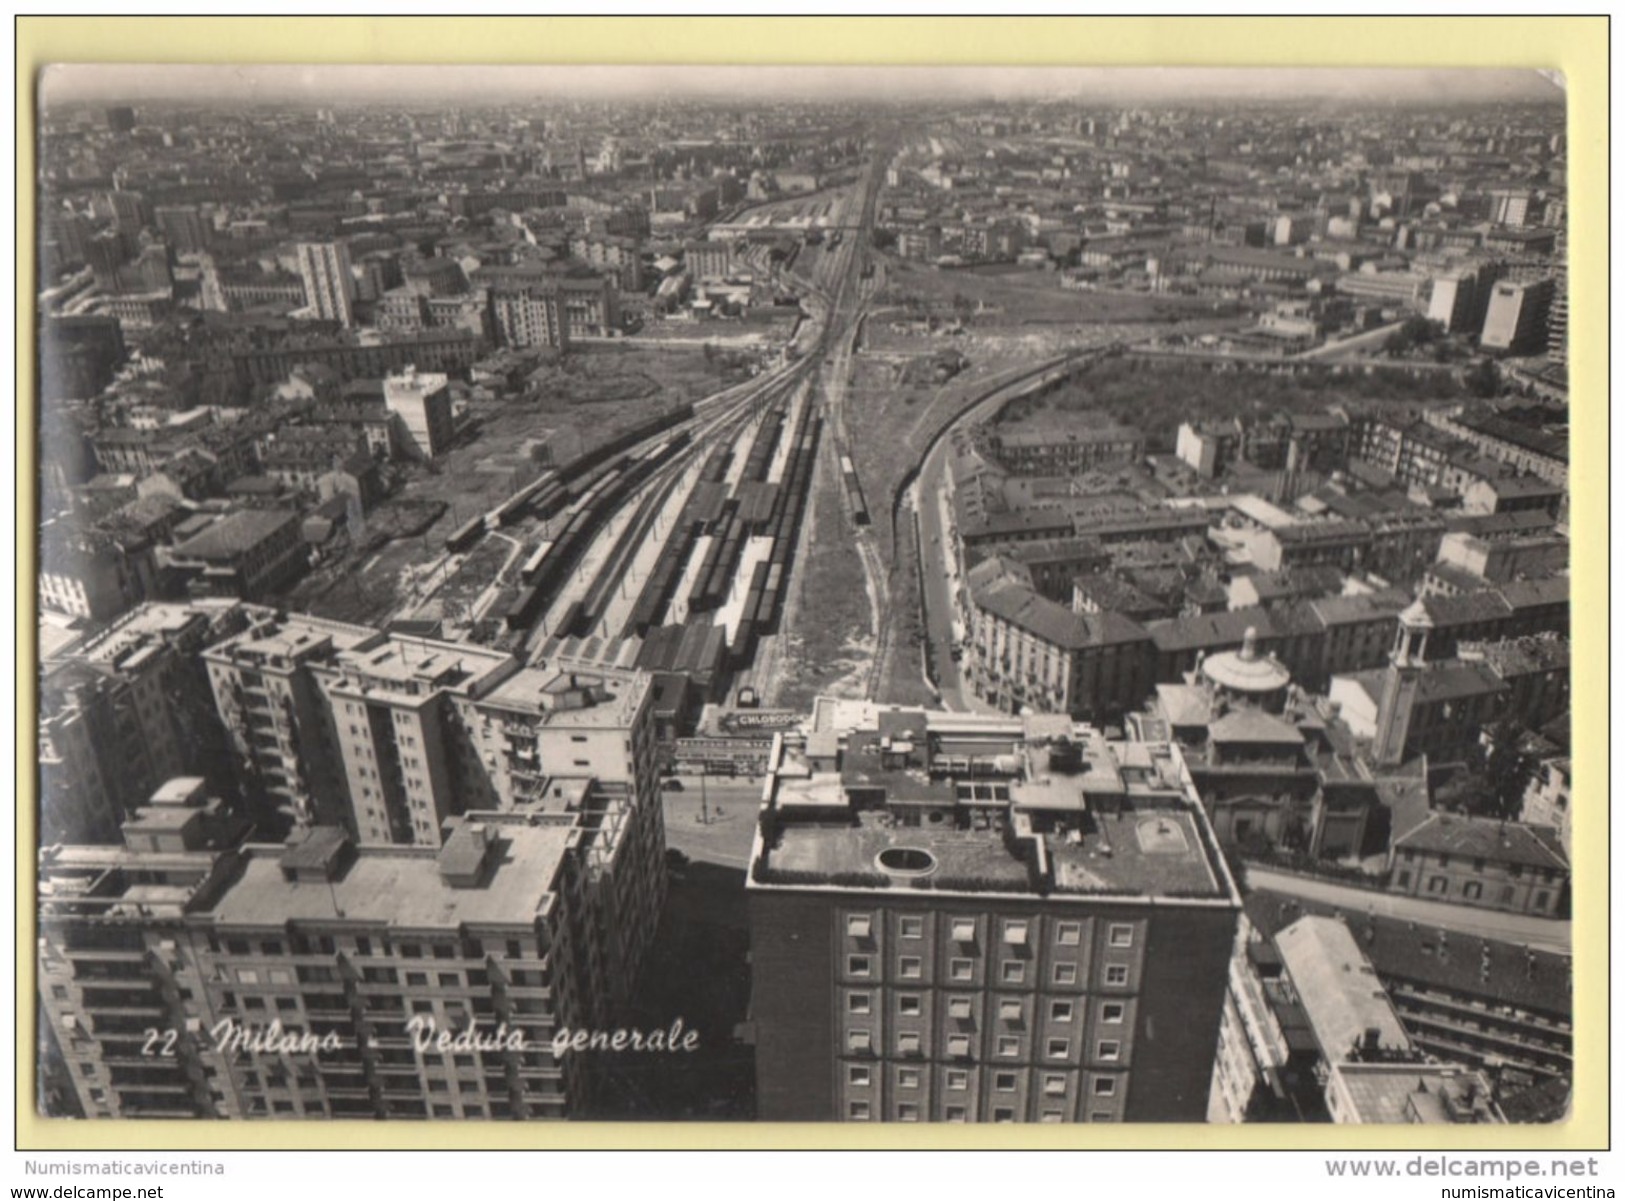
[
  {"left": 207, "top": 612, "right": 378, "bottom": 666},
  {"left": 326, "top": 634, "right": 516, "bottom": 701},
  {"left": 757, "top": 721, "right": 1234, "bottom": 903},
  {"left": 480, "top": 666, "right": 650, "bottom": 728},
  {"left": 212, "top": 823, "right": 573, "bottom": 930}
]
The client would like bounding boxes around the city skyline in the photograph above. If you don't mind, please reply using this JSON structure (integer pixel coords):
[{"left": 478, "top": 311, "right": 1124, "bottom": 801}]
[
  {"left": 32, "top": 63, "right": 1574, "bottom": 1130},
  {"left": 39, "top": 63, "right": 1565, "bottom": 108}
]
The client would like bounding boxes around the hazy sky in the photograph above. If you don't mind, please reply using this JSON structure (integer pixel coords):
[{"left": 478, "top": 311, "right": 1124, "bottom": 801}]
[{"left": 40, "top": 64, "right": 1564, "bottom": 108}]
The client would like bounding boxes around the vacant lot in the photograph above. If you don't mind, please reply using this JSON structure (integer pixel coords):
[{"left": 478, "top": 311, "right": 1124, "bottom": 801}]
[
  {"left": 775, "top": 443, "right": 875, "bottom": 711},
  {"left": 994, "top": 354, "right": 1468, "bottom": 454},
  {"left": 877, "top": 498, "right": 941, "bottom": 709},
  {"left": 877, "top": 258, "right": 1221, "bottom": 329}
]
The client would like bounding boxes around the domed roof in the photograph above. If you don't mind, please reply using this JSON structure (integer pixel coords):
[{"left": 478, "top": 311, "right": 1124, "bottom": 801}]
[{"left": 1201, "top": 626, "right": 1292, "bottom": 694}]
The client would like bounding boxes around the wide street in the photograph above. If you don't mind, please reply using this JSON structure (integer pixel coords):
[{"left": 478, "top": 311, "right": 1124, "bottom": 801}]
[{"left": 660, "top": 776, "right": 765, "bottom": 869}]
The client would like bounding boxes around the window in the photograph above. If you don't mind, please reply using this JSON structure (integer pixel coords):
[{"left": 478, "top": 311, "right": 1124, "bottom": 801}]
[
  {"left": 1047, "top": 1038, "right": 1070, "bottom": 1060},
  {"left": 847, "top": 993, "right": 872, "bottom": 1015},
  {"left": 1500, "top": 885, "right": 1516, "bottom": 904},
  {"left": 1534, "top": 891, "right": 1551, "bottom": 910},
  {"left": 900, "top": 916, "right": 924, "bottom": 939},
  {"left": 1427, "top": 876, "right": 1448, "bottom": 895},
  {"left": 995, "top": 1072, "right": 1017, "bottom": 1092},
  {"left": 1051, "top": 1000, "right": 1074, "bottom": 1023},
  {"left": 997, "top": 1036, "right": 1020, "bottom": 1057},
  {"left": 947, "top": 1035, "right": 972, "bottom": 1057},
  {"left": 1097, "top": 1040, "right": 1122, "bottom": 1062},
  {"left": 848, "top": 1065, "right": 871, "bottom": 1087},
  {"left": 236, "top": 968, "right": 259, "bottom": 985},
  {"left": 947, "top": 1069, "right": 969, "bottom": 1090},
  {"left": 848, "top": 955, "right": 871, "bottom": 977},
  {"left": 1044, "top": 1074, "right": 1067, "bottom": 1097},
  {"left": 949, "top": 997, "right": 973, "bottom": 1020},
  {"left": 951, "top": 918, "right": 977, "bottom": 943},
  {"left": 1093, "top": 1077, "right": 1117, "bottom": 1097},
  {"left": 899, "top": 995, "right": 922, "bottom": 1016},
  {"left": 898, "top": 1103, "right": 920, "bottom": 1122},
  {"left": 846, "top": 914, "right": 872, "bottom": 939},
  {"left": 1090, "top": 1111, "right": 1113, "bottom": 1123},
  {"left": 1464, "top": 881, "right": 1483, "bottom": 900},
  {"left": 994, "top": 1107, "right": 1015, "bottom": 1123},
  {"left": 949, "top": 958, "right": 974, "bottom": 982},
  {"left": 999, "top": 999, "right": 1023, "bottom": 1022},
  {"left": 1053, "top": 963, "right": 1078, "bottom": 986},
  {"left": 1396, "top": 871, "right": 1412, "bottom": 889},
  {"left": 946, "top": 1105, "right": 968, "bottom": 1122},
  {"left": 1003, "top": 920, "right": 1029, "bottom": 945},
  {"left": 897, "top": 1032, "right": 921, "bottom": 1055},
  {"left": 1001, "top": 961, "right": 1025, "bottom": 985},
  {"left": 849, "top": 1100, "right": 871, "bottom": 1120},
  {"left": 1056, "top": 922, "right": 1082, "bottom": 946},
  {"left": 1104, "top": 965, "right": 1129, "bottom": 987},
  {"left": 897, "top": 1068, "right": 921, "bottom": 1089},
  {"left": 848, "top": 1030, "right": 872, "bottom": 1053},
  {"left": 899, "top": 956, "right": 923, "bottom": 979},
  {"left": 1108, "top": 924, "right": 1134, "bottom": 948},
  {"left": 1101, "top": 1003, "right": 1126, "bottom": 1024}
]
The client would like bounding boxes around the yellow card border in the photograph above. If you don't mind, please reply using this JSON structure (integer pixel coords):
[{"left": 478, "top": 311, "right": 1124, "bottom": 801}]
[{"left": 14, "top": 15, "right": 1608, "bottom": 1152}]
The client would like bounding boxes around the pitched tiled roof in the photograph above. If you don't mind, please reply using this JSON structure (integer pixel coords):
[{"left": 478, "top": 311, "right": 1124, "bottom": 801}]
[{"left": 1394, "top": 811, "right": 1569, "bottom": 872}]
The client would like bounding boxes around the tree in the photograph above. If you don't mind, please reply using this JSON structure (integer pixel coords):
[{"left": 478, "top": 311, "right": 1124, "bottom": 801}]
[
  {"left": 1480, "top": 719, "right": 1535, "bottom": 822},
  {"left": 1465, "top": 358, "right": 1501, "bottom": 399}
]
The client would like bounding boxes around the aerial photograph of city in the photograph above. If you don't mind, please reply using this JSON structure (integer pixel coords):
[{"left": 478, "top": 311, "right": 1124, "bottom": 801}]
[{"left": 31, "top": 60, "right": 1574, "bottom": 1129}]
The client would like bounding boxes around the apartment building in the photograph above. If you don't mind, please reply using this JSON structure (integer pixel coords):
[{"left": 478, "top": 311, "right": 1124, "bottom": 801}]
[
  {"left": 312, "top": 633, "right": 519, "bottom": 846},
  {"left": 1246, "top": 891, "right": 1572, "bottom": 1092},
  {"left": 203, "top": 611, "right": 663, "bottom": 855},
  {"left": 382, "top": 367, "right": 456, "bottom": 462},
  {"left": 203, "top": 612, "right": 378, "bottom": 833},
  {"left": 489, "top": 282, "right": 570, "bottom": 351},
  {"left": 964, "top": 556, "right": 1153, "bottom": 723},
  {"left": 40, "top": 601, "right": 251, "bottom": 845},
  {"left": 38, "top": 793, "right": 666, "bottom": 1120},
  {"left": 295, "top": 241, "right": 356, "bottom": 327},
  {"left": 166, "top": 509, "right": 308, "bottom": 603},
  {"left": 749, "top": 710, "right": 1242, "bottom": 1122}
]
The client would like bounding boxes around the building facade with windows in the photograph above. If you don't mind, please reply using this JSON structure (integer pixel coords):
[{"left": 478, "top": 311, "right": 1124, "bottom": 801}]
[
  {"left": 748, "top": 709, "right": 1242, "bottom": 1123},
  {"left": 38, "top": 800, "right": 665, "bottom": 1121}
]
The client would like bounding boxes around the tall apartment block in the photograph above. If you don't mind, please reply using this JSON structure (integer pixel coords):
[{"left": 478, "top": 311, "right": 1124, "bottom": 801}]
[
  {"left": 39, "top": 776, "right": 667, "bottom": 1119},
  {"left": 489, "top": 282, "right": 571, "bottom": 350},
  {"left": 1480, "top": 278, "right": 1556, "bottom": 354},
  {"left": 203, "top": 611, "right": 380, "bottom": 834},
  {"left": 1547, "top": 219, "right": 1567, "bottom": 367},
  {"left": 202, "top": 610, "right": 664, "bottom": 863},
  {"left": 748, "top": 706, "right": 1242, "bottom": 1122},
  {"left": 381, "top": 367, "right": 456, "bottom": 461},
  {"left": 40, "top": 601, "right": 253, "bottom": 845},
  {"left": 295, "top": 240, "right": 356, "bottom": 328}
]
